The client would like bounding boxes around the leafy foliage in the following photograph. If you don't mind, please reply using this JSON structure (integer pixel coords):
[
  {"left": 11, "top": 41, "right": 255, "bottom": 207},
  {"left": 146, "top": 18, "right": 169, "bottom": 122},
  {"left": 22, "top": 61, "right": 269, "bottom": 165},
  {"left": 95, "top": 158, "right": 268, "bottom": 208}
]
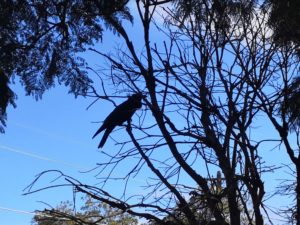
[
  {"left": 173, "top": 0, "right": 256, "bottom": 28},
  {"left": 266, "top": 0, "right": 300, "bottom": 48},
  {"left": 0, "top": 70, "right": 16, "bottom": 133},
  {"left": 32, "top": 196, "right": 138, "bottom": 225},
  {"left": 0, "top": 0, "right": 131, "bottom": 132},
  {"left": 282, "top": 76, "right": 300, "bottom": 130},
  {"left": 8, "top": 0, "right": 300, "bottom": 224}
]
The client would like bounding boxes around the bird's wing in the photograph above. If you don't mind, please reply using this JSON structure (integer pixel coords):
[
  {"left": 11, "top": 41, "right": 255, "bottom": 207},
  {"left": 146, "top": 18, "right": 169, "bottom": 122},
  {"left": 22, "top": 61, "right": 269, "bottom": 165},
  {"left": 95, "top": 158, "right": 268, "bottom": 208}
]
[
  {"left": 104, "top": 100, "right": 133, "bottom": 124},
  {"left": 92, "top": 100, "right": 129, "bottom": 137},
  {"left": 93, "top": 94, "right": 142, "bottom": 147}
]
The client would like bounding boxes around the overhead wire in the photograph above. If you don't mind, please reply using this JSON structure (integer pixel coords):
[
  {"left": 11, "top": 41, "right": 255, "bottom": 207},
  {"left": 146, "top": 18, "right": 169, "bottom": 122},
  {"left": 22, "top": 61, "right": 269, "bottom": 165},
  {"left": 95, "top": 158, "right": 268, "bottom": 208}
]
[
  {"left": 0, "top": 144, "right": 88, "bottom": 171},
  {"left": 4, "top": 120, "right": 93, "bottom": 170},
  {"left": 10, "top": 121, "right": 91, "bottom": 148},
  {"left": 0, "top": 122, "right": 92, "bottom": 222},
  {"left": 0, "top": 206, "right": 36, "bottom": 215},
  {"left": 0, "top": 206, "right": 69, "bottom": 220}
]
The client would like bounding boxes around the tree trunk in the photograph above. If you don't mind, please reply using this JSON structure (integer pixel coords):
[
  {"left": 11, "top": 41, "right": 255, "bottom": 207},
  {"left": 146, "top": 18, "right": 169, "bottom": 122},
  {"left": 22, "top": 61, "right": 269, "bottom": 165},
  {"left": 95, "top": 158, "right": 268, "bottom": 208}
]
[{"left": 227, "top": 183, "right": 240, "bottom": 225}]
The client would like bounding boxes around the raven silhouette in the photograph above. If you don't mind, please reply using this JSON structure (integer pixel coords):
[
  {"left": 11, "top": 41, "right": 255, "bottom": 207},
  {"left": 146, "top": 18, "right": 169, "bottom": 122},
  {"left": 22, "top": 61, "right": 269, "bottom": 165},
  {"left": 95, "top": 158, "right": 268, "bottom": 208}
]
[{"left": 92, "top": 93, "right": 143, "bottom": 148}]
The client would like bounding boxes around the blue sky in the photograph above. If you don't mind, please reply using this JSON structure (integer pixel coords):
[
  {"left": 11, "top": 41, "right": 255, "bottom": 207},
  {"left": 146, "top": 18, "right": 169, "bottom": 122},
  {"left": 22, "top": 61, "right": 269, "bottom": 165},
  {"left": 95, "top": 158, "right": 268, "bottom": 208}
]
[
  {"left": 0, "top": 82, "right": 99, "bottom": 224},
  {"left": 0, "top": 3, "right": 296, "bottom": 225},
  {"left": 0, "top": 5, "right": 162, "bottom": 224},
  {"left": 0, "top": 68, "right": 291, "bottom": 225}
]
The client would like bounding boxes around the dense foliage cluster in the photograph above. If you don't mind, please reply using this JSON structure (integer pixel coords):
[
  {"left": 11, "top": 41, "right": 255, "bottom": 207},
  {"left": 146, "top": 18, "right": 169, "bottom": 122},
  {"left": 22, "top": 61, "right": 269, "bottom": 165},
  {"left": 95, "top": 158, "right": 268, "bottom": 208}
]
[{"left": 0, "top": 0, "right": 131, "bottom": 132}]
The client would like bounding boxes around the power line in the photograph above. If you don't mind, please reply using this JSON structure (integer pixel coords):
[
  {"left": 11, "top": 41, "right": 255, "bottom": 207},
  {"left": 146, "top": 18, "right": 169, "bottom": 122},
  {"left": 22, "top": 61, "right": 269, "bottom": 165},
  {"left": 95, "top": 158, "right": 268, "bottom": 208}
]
[
  {"left": 0, "top": 145, "right": 88, "bottom": 171},
  {"left": 0, "top": 206, "right": 60, "bottom": 219},
  {"left": 11, "top": 121, "right": 91, "bottom": 148},
  {"left": 0, "top": 206, "right": 36, "bottom": 215}
]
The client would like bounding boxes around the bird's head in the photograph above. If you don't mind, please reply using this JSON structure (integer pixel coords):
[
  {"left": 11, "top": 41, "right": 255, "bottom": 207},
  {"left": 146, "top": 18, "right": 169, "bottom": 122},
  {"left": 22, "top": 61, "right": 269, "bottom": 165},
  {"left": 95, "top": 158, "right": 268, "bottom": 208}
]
[
  {"left": 131, "top": 92, "right": 145, "bottom": 100},
  {"left": 129, "top": 92, "right": 145, "bottom": 108}
]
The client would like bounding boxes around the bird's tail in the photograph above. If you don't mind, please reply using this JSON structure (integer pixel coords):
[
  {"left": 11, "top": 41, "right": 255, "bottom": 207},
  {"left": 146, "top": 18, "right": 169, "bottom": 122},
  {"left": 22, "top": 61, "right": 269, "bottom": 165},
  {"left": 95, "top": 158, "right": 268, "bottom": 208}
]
[
  {"left": 98, "top": 127, "right": 113, "bottom": 148},
  {"left": 92, "top": 125, "right": 105, "bottom": 139}
]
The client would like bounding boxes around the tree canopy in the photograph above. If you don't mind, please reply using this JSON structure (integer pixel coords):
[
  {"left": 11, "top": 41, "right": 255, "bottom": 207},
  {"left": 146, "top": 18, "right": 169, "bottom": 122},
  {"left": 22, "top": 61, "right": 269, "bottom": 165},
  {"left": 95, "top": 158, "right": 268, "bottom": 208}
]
[
  {"left": 266, "top": 0, "right": 300, "bottom": 50},
  {"left": 2, "top": 0, "right": 300, "bottom": 225},
  {"left": 0, "top": 0, "right": 131, "bottom": 132},
  {"left": 32, "top": 196, "right": 138, "bottom": 225}
]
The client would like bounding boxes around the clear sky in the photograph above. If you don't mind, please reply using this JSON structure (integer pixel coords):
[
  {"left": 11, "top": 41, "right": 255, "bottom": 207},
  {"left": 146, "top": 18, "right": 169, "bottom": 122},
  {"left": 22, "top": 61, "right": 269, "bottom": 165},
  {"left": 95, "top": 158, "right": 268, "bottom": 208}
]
[
  {"left": 0, "top": 81, "right": 101, "bottom": 224},
  {"left": 0, "top": 5, "right": 160, "bottom": 224},
  {"left": 0, "top": 63, "right": 289, "bottom": 224},
  {"left": 0, "top": 3, "right": 295, "bottom": 225}
]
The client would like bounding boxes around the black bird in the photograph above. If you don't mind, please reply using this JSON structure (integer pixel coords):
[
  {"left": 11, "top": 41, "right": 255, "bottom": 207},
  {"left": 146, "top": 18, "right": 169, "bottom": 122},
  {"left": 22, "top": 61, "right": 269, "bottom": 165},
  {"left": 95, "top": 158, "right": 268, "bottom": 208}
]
[{"left": 92, "top": 93, "right": 143, "bottom": 148}]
